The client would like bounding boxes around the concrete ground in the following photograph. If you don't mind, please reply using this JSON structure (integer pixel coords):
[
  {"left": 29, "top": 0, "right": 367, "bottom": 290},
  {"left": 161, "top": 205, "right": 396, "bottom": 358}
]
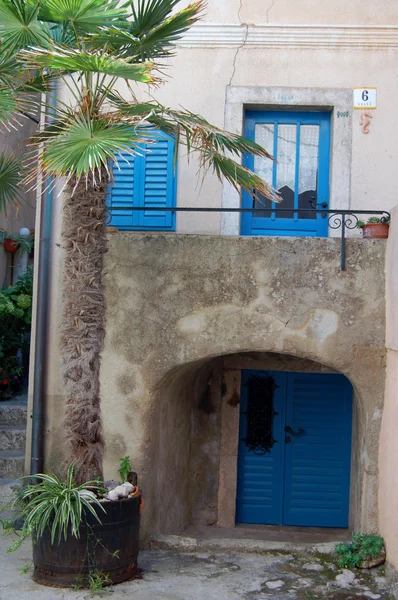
[{"left": 1, "top": 531, "right": 398, "bottom": 600}]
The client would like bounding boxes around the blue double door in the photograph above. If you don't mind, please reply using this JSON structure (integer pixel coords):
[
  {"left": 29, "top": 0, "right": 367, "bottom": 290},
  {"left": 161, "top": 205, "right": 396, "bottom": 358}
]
[
  {"left": 241, "top": 111, "right": 331, "bottom": 237},
  {"left": 236, "top": 371, "right": 352, "bottom": 528}
]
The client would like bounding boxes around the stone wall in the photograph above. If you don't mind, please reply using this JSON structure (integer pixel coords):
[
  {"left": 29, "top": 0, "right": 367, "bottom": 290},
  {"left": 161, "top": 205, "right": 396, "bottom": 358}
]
[
  {"left": 379, "top": 206, "right": 398, "bottom": 568},
  {"left": 94, "top": 233, "right": 386, "bottom": 541}
]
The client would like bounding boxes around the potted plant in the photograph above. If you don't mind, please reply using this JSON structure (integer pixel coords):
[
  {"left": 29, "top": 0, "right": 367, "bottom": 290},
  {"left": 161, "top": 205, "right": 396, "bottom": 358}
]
[
  {"left": 1, "top": 231, "right": 34, "bottom": 254},
  {"left": 357, "top": 217, "right": 390, "bottom": 239},
  {"left": 5, "top": 462, "right": 142, "bottom": 589}
]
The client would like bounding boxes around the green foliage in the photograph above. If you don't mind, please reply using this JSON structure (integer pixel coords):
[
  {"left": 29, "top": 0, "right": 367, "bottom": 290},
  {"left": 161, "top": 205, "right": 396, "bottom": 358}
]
[
  {"left": 335, "top": 533, "right": 384, "bottom": 568},
  {"left": 357, "top": 216, "right": 389, "bottom": 228},
  {"left": 19, "top": 463, "right": 107, "bottom": 545},
  {"left": 0, "top": 265, "right": 33, "bottom": 356},
  {"left": 118, "top": 456, "right": 131, "bottom": 483},
  {"left": 0, "top": 154, "right": 21, "bottom": 212},
  {"left": 88, "top": 569, "right": 112, "bottom": 593}
]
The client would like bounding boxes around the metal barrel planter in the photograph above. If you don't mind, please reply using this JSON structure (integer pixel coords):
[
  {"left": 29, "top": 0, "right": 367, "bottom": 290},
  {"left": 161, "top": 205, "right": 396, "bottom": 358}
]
[{"left": 32, "top": 494, "right": 141, "bottom": 588}]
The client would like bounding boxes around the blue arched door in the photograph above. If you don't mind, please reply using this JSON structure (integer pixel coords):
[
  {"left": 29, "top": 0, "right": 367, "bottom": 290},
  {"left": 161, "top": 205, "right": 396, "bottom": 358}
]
[
  {"left": 241, "top": 111, "right": 331, "bottom": 237},
  {"left": 236, "top": 370, "right": 352, "bottom": 528}
]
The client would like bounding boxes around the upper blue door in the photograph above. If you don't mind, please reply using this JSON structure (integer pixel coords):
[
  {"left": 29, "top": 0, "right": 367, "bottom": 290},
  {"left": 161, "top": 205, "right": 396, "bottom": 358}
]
[
  {"left": 236, "top": 371, "right": 352, "bottom": 528},
  {"left": 241, "top": 111, "right": 331, "bottom": 237}
]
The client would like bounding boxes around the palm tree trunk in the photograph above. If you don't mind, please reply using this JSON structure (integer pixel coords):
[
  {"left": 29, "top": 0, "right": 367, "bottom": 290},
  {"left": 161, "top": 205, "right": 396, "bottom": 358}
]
[{"left": 60, "top": 175, "right": 108, "bottom": 484}]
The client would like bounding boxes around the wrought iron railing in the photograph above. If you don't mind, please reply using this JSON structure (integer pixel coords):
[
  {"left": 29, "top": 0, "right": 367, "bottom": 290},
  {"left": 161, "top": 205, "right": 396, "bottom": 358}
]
[{"left": 108, "top": 207, "right": 391, "bottom": 270}]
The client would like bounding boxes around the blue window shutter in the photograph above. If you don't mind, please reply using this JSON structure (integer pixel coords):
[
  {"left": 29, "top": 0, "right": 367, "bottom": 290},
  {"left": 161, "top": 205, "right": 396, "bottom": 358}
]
[
  {"left": 108, "top": 131, "right": 176, "bottom": 231},
  {"left": 136, "top": 132, "right": 176, "bottom": 230},
  {"left": 108, "top": 151, "right": 136, "bottom": 229}
]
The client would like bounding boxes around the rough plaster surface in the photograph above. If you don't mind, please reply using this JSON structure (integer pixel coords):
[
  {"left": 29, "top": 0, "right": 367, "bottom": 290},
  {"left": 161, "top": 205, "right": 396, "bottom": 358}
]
[
  {"left": 379, "top": 207, "right": 398, "bottom": 570},
  {"left": 99, "top": 234, "right": 386, "bottom": 541}
]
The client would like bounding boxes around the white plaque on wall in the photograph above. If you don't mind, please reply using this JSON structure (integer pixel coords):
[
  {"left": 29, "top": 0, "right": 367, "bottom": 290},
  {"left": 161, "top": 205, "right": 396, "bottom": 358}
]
[{"left": 353, "top": 88, "right": 377, "bottom": 109}]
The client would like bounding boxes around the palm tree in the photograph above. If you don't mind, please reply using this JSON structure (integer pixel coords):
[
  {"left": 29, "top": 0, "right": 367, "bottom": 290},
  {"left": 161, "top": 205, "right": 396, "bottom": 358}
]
[{"left": 0, "top": 0, "right": 276, "bottom": 484}]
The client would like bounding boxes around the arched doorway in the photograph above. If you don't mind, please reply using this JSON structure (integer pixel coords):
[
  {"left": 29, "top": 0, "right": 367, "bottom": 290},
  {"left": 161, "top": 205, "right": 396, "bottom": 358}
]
[{"left": 235, "top": 369, "right": 352, "bottom": 528}]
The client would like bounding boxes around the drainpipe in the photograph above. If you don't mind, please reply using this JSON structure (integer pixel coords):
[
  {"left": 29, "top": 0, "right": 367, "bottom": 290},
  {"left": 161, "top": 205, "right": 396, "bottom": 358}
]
[{"left": 30, "top": 87, "right": 56, "bottom": 477}]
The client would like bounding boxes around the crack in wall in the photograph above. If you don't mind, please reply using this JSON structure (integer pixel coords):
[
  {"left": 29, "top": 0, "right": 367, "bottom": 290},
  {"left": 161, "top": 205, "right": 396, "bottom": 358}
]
[
  {"left": 266, "top": 0, "right": 275, "bottom": 23},
  {"left": 227, "top": 0, "right": 248, "bottom": 88}
]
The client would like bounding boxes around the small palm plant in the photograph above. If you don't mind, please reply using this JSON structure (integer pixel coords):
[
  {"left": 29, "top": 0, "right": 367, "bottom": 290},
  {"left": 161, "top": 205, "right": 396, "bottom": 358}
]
[
  {"left": 0, "top": 0, "right": 276, "bottom": 484},
  {"left": 19, "top": 463, "right": 106, "bottom": 544}
]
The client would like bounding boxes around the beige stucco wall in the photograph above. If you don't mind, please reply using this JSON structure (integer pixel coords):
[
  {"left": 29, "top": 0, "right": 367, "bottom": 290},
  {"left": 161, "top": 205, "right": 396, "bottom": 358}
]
[{"left": 379, "top": 205, "right": 398, "bottom": 568}]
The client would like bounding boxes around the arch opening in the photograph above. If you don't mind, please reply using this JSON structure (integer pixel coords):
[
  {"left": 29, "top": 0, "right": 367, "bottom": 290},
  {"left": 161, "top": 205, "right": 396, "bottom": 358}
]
[{"left": 145, "top": 351, "right": 368, "bottom": 539}]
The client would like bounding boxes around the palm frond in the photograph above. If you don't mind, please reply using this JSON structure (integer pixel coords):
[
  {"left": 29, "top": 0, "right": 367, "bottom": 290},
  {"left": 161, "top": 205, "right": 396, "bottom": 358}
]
[
  {"left": 39, "top": 115, "right": 141, "bottom": 179},
  {"left": 91, "top": 1, "right": 203, "bottom": 61},
  {"left": 21, "top": 45, "right": 156, "bottom": 83},
  {"left": 0, "top": 90, "right": 19, "bottom": 126},
  {"left": 38, "top": 0, "right": 129, "bottom": 36},
  {"left": 110, "top": 100, "right": 278, "bottom": 200},
  {"left": 203, "top": 152, "right": 278, "bottom": 201},
  {"left": 0, "top": 0, "right": 51, "bottom": 52},
  {"left": 129, "top": 0, "right": 181, "bottom": 36},
  {"left": 0, "top": 153, "right": 21, "bottom": 212},
  {"left": 113, "top": 100, "right": 273, "bottom": 159}
]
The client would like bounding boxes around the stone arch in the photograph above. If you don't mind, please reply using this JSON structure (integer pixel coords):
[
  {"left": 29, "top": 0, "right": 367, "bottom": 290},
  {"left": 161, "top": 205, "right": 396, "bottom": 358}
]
[{"left": 136, "top": 348, "right": 378, "bottom": 541}]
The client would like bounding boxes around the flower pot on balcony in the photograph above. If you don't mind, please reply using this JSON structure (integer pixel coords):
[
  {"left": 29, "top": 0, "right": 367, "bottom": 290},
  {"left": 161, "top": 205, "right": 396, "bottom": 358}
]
[
  {"left": 361, "top": 223, "right": 389, "bottom": 239},
  {"left": 3, "top": 238, "right": 20, "bottom": 253}
]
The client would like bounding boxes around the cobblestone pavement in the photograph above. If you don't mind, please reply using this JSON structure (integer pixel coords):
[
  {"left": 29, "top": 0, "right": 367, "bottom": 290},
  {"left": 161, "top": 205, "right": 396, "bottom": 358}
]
[{"left": 1, "top": 533, "right": 397, "bottom": 600}]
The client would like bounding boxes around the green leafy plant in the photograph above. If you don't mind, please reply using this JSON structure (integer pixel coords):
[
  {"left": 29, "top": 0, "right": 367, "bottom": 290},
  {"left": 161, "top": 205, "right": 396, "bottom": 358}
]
[
  {"left": 18, "top": 463, "right": 106, "bottom": 544},
  {"left": 0, "top": 266, "right": 34, "bottom": 396},
  {"left": 1, "top": 230, "right": 34, "bottom": 254},
  {"left": 118, "top": 456, "right": 132, "bottom": 483},
  {"left": 88, "top": 569, "right": 112, "bottom": 594},
  {"left": 357, "top": 216, "right": 389, "bottom": 228},
  {"left": 335, "top": 533, "right": 384, "bottom": 568}
]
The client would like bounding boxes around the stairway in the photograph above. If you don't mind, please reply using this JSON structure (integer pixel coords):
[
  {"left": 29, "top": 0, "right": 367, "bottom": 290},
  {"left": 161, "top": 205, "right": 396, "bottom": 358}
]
[{"left": 0, "top": 394, "right": 27, "bottom": 508}]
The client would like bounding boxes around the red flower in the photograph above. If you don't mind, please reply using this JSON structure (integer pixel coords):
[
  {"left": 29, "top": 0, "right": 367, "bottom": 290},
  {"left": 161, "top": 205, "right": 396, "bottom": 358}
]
[{"left": 2, "top": 379, "right": 8, "bottom": 385}]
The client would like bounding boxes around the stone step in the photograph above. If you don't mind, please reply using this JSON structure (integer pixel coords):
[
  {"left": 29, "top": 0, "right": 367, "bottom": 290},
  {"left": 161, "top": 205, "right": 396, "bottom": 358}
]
[
  {"left": 0, "top": 450, "right": 25, "bottom": 478},
  {"left": 0, "top": 426, "right": 26, "bottom": 451},
  {"left": 0, "top": 478, "right": 21, "bottom": 509},
  {"left": 0, "top": 398, "right": 28, "bottom": 426}
]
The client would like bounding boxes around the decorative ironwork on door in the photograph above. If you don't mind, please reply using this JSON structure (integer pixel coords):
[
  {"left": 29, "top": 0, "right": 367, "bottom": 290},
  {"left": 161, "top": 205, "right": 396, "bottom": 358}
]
[{"left": 242, "top": 373, "right": 278, "bottom": 455}]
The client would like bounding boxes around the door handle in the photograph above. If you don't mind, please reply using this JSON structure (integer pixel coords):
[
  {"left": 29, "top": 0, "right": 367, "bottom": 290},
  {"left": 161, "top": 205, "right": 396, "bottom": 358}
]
[
  {"left": 309, "top": 198, "right": 327, "bottom": 217},
  {"left": 284, "top": 425, "right": 305, "bottom": 437}
]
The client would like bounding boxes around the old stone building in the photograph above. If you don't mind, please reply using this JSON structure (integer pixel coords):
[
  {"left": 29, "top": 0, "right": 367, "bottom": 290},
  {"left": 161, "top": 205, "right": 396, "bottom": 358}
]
[{"left": 26, "top": 0, "right": 398, "bottom": 569}]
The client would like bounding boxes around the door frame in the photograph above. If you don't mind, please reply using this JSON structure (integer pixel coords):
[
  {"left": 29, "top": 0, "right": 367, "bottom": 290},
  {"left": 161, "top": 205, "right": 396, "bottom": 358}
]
[
  {"left": 217, "top": 365, "right": 356, "bottom": 530},
  {"left": 221, "top": 86, "right": 353, "bottom": 236}
]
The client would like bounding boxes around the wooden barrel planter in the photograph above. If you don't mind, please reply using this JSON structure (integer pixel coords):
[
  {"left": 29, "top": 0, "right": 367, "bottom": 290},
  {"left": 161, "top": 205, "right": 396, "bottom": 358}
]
[{"left": 32, "top": 494, "right": 141, "bottom": 588}]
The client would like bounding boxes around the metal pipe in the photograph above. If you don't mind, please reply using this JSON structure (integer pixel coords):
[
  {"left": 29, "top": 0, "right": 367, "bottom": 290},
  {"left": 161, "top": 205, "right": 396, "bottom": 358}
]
[{"left": 30, "top": 88, "right": 56, "bottom": 477}]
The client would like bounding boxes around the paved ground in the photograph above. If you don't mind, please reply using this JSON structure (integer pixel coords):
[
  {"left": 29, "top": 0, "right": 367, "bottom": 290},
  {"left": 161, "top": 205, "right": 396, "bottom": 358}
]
[{"left": 1, "top": 531, "right": 397, "bottom": 600}]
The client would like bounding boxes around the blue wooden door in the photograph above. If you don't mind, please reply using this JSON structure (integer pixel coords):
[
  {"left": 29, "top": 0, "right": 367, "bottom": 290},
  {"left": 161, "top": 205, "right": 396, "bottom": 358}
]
[
  {"left": 236, "top": 371, "right": 352, "bottom": 528},
  {"left": 241, "top": 111, "right": 331, "bottom": 237}
]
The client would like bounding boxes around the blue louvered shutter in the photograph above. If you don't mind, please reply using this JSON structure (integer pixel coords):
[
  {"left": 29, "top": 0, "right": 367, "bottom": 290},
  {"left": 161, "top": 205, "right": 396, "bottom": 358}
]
[
  {"left": 136, "top": 132, "right": 175, "bottom": 229},
  {"left": 108, "top": 131, "right": 176, "bottom": 230},
  {"left": 108, "top": 151, "right": 136, "bottom": 229}
]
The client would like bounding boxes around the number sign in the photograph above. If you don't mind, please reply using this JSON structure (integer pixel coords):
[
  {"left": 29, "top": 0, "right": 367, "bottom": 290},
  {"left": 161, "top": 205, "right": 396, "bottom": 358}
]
[{"left": 353, "top": 88, "right": 376, "bottom": 109}]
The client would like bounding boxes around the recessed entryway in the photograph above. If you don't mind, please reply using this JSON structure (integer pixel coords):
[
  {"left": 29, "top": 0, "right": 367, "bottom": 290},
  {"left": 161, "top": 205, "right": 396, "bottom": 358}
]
[{"left": 236, "top": 370, "right": 353, "bottom": 528}]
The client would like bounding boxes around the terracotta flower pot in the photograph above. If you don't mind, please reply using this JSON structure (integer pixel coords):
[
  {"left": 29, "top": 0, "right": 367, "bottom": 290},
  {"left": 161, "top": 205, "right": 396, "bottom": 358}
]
[
  {"left": 3, "top": 238, "right": 20, "bottom": 253},
  {"left": 361, "top": 223, "right": 389, "bottom": 239}
]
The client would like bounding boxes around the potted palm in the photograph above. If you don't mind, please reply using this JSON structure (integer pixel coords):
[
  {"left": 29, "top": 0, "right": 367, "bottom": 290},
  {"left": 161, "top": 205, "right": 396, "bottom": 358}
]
[
  {"left": 357, "top": 216, "right": 390, "bottom": 239},
  {"left": 0, "top": 0, "right": 276, "bottom": 587}
]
